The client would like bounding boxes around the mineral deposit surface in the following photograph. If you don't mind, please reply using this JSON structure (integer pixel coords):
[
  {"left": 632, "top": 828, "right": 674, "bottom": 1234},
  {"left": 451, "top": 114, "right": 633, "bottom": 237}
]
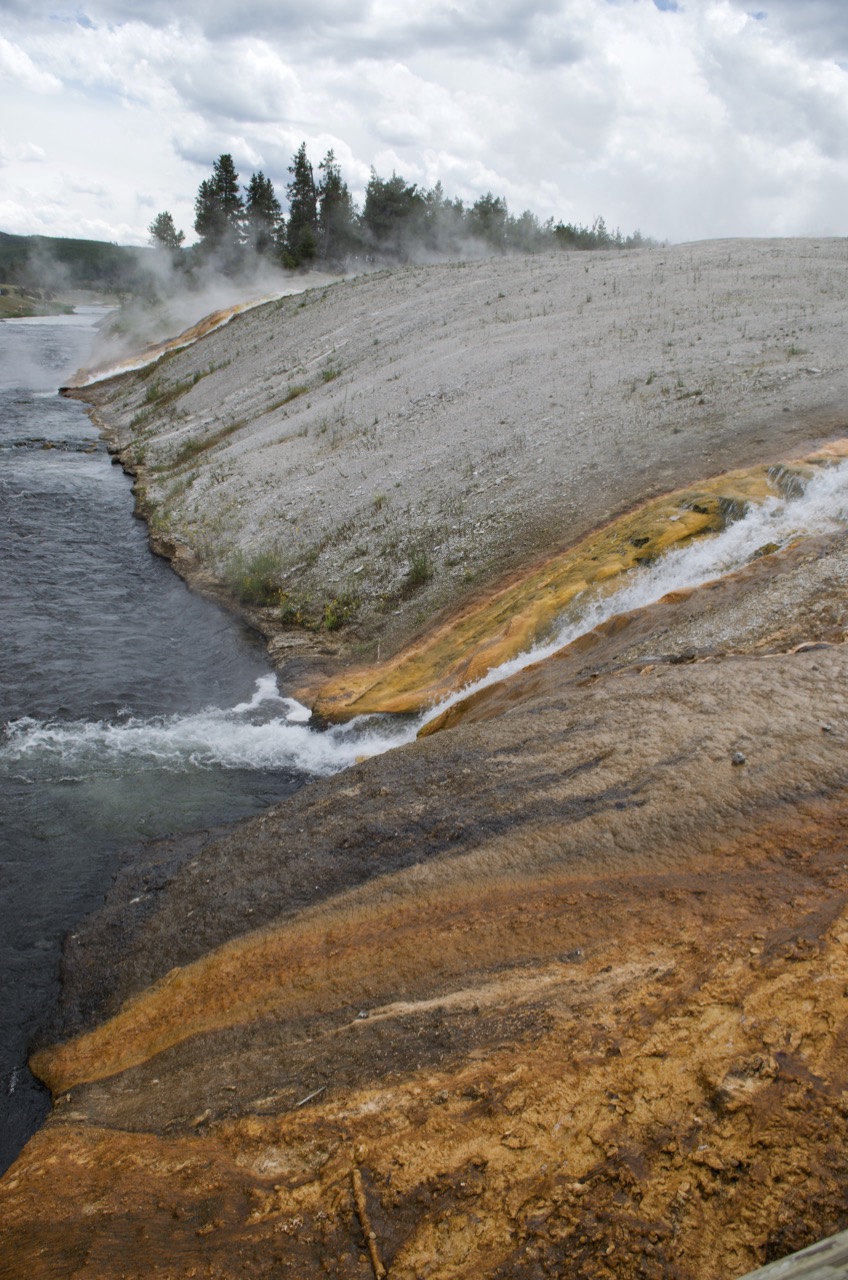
[{"left": 4, "top": 240, "right": 848, "bottom": 1279}]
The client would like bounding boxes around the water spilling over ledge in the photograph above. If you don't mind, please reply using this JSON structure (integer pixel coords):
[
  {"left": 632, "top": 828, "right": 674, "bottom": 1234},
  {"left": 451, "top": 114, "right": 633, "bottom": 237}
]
[
  {"left": 307, "top": 440, "right": 848, "bottom": 723},
  {"left": 62, "top": 297, "right": 283, "bottom": 389},
  {"left": 6, "top": 441, "right": 848, "bottom": 786},
  {"left": 1, "top": 675, "right": 404, "bottom": 780}
]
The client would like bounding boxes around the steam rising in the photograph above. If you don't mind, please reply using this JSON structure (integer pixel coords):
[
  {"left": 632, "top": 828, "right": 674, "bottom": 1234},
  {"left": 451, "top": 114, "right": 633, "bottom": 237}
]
[{"left": 76, "top": 261, "right": 344, "bottom": 385}]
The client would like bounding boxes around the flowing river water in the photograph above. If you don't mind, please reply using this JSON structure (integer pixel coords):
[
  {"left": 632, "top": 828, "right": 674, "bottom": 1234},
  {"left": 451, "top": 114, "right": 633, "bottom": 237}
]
[
  {"left": 3, "top": 309, "right": 848, "bottom": 1177},
  {"left": 0, "top": 311, "right": 366, "bottom": 1172}
]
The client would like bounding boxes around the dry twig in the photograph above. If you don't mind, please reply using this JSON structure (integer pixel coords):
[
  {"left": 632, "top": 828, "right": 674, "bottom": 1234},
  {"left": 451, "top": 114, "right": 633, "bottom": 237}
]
[{"left": 351, "top": 1167, "right": 387, "bottom": 1280}]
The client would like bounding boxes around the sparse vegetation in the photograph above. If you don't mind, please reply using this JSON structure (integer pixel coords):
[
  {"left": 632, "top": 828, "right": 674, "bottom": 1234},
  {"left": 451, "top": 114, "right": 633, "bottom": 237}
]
[
  {"left": 262, "top": 383, "right": 310, "bottom": 415},
  {"left": 404, "top": 549, "right": 433, "bottom": 591},
  {"left": 143, "top": 375, "right": 200, "bottom": 409},
  {"left": 222, "top": 550, "right": 285, "bottom": 606},
  {"left": 173, "top": 419, "right": 246, "bottom": 466},
  {"left": 323, "top": 594, "right": 358, "bottom": 631}
]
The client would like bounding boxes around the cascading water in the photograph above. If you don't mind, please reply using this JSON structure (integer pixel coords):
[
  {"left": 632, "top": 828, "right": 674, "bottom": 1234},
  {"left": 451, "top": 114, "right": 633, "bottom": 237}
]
[
  {"left": 2, "top": 676, "right": 411, "bottom": 779},
  {"left": 6, "top": 453, "right": 848, "bottom": 783},
  {"left": 420, "top": 456, "right": 848, "bottom": 721}
]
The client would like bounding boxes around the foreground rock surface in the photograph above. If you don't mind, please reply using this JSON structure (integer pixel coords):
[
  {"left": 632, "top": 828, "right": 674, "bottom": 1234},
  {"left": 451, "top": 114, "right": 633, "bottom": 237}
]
[
  {"left": 3, "top": 241, "right": 848, "bottom": 1278},
  {"left": 4, "top": 638, "right": 848, "bottom": 1278}
]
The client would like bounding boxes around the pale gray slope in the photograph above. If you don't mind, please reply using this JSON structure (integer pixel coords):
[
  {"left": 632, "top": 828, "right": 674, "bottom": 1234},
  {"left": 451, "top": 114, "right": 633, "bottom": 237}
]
[{"left": 84, "top": 239, "right": 848, "bottom": 666}]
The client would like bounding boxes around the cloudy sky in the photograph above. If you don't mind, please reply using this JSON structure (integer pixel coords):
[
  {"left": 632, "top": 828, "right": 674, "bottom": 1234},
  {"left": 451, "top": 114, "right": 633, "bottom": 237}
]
[{"left": 1, "top": 0, "right": 848, "bottom": 247}]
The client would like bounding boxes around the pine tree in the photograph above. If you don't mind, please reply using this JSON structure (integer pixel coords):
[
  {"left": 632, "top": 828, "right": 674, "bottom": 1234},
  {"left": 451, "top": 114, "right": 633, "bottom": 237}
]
[
  {"left": 362, "top": 170, "right": 423, "bottom": 259},
  {"left": 148, "top": 211, "right": 185, "bottom": 251},
  {"left": 285, "top": 142, "right": 318, "bottom": 267},
  {"left": 467, "top": 193, "right": 509, "bottom": 252},
  {"left": 194, "top": 154, "right": 245, "bottom": 262},
  {"left": 317, "top": 150, "right": 357, "bottom": 263},
  {"left": 193, "top": 179, "right": 220, "bottom": 243},
  {"left": 420, "top": 182, "right": 465, "bottom": 256},
  {"left": 245, "top": 171, "right": 282, "bottom": 256}
]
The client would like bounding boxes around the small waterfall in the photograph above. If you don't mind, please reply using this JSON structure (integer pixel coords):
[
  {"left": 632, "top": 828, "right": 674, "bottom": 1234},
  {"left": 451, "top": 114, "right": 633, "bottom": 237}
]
[
  {"left": 2, "top": 673, "right": 415, "bottom": 778},
  {"left": 4, "top": 457, "right": 847, "bottom": 776}
]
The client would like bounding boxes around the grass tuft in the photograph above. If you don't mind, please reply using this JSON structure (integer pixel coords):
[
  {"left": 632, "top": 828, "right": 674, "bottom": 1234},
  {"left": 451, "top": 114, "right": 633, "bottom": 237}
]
[
  {"left": 404, "top": 549, "right": 433, "bottom": 592},
  {"left": 222, "top": 550, "right": 285, "bottom": 606},
  {"left": 323, "top": 594, "right": 358, "bottom": 631}
]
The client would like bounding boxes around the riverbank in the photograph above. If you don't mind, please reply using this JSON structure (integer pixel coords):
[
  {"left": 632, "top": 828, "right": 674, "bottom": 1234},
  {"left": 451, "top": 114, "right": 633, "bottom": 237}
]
[
  {"left": 0, "top": 285, "right": 75, "bottom": 319},
  {"left": 3, "top": 240, "right": 848, "bottom": 1278}
]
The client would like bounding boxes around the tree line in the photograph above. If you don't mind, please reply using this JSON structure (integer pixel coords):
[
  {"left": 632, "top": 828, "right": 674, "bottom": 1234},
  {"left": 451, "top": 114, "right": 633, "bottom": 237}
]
[
  {"left": 149, "top": 145, "right": 650, "bottom": 271},
  {"left": 0, "top": 230, "right": 153, "bottom": 294}
]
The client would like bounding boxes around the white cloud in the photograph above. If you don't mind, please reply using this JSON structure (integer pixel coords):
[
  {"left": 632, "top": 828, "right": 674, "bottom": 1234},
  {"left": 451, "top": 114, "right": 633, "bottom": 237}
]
[
  {"left": 0, "top": 35, "right": 61, "bottom": 92},
  {"left": 727, "top": 0, "right": 848, "bottom": 61},
  {"left": 0, "top": 140, "right": 47, "bottom": 165},
  {"left": 1, "top": 0, "right": 848, "bottom": 243},
  {"left": 170, "top": 40, "right": 300, "bottom": 123}
]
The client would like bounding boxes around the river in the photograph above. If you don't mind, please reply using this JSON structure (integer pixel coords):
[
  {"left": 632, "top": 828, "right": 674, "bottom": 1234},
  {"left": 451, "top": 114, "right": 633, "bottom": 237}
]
[{"left": 0, "top": 310, "right": 317, "bottom": 1173}]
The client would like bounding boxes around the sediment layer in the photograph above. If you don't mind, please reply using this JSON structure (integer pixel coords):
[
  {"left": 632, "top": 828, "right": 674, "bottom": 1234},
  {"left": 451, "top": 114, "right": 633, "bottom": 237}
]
[
  {"left": 5, "top": 633, "right": 848, "bottom": 1278},
  {"left": 4, "top": 241, "right": 848, "bottom": 1278}
]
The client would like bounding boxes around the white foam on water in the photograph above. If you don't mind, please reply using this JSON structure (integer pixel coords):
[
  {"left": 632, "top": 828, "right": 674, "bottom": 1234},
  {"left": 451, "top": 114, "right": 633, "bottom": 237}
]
[
  {"left": 1, "top": 682, "right": 415, "bottom": 780},
  {"left": 3, "top": 459, "right": 847, "bottom": 779}
]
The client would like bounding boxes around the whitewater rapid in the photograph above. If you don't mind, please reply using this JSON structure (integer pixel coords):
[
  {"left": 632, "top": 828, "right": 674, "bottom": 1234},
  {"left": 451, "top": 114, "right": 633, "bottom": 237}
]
[{"left": 4, "top": 457, "right": 848, "bottom": 780}]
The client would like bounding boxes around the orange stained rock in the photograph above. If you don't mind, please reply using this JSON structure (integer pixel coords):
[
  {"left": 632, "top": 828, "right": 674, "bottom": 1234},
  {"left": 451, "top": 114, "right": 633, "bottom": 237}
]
[
  {"left": 308, "top": 444, "right": 848, "bottom": 721},
  {"left": 30, "top": 869, "right": 639, "bottom": 1095},
  {"left": 11, "top": 796, "right": 848, "bottom": 1280},
  {"left": 29, "top": 771, "right": 848, "bottom": 1102}
]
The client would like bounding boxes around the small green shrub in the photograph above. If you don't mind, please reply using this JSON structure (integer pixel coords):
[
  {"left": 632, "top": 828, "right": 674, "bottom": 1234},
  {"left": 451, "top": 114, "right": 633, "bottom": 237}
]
[
  {"left": 143, "top": 376, "right": 198, "bottom": 409},
  {"left": 172, "top": 419, "right": 245, "bottom": 466},
  {"left": 323, "top": 594, "right": 357, "bottom": 631},
  {"left": 278, "top": 597, "right": 305, "bottom": 626},
  {"left": 283, "top": 383, "right": 310, "bottom": 404},
  {"left": 404, "top": 549, "right": 432, "bottom": 591},
  {"left": 130, "top": 407, "right": 154, "bottom": 430},
  {"left": 223, "top": 551, "right": 285, "bottom": 606}
]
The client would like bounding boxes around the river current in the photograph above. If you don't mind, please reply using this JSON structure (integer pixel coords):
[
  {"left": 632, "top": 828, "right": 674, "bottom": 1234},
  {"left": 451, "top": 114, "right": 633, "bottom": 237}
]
[{"left": 0, "top": 311, "right": 319, "bottom": 1173}]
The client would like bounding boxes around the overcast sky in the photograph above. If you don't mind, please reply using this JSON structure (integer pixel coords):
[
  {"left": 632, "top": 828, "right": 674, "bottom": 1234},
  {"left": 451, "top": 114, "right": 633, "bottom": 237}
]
[{"left": 2, "top": 0, "right": 848, "bottom": 247}]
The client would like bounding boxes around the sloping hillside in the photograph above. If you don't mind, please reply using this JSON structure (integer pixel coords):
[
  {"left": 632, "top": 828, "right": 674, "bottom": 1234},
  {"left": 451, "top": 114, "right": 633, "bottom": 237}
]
[{"left": 74, "top": 240, "right": 848, "bottom": 686}]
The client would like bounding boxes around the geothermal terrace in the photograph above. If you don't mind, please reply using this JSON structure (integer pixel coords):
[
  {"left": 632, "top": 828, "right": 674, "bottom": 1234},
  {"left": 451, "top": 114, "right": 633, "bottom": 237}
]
[{"left": 4, "top": 239, "right": 848, "bottom": 1278}]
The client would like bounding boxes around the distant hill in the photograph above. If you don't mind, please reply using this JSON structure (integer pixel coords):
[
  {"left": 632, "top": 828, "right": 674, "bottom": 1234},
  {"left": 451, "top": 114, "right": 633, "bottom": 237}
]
[{"left": 0, "top": 231, "right": 153, "bottom": 294}]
